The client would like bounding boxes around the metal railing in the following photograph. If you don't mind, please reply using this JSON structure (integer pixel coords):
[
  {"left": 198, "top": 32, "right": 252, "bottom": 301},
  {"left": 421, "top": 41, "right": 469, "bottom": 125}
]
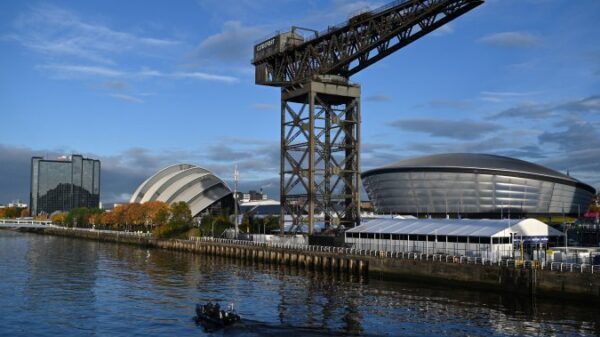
[
  {"left": 255, "top": 0, "right": 414, "bottom": 45},
  {"left": 0, "top": 219, "right": 52, "bottom": 226},
  {"left": 189, "top": 236, "right": 600, "bottom": 274},
  {"left": 50, "top": 226, "right": 153, "bottom": 237}
]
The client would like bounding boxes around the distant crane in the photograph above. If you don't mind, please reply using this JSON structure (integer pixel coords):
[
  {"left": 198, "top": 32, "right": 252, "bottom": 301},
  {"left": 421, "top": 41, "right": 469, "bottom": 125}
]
[{"left": 252, "top": 0, "right": 484, "bottom": 234}]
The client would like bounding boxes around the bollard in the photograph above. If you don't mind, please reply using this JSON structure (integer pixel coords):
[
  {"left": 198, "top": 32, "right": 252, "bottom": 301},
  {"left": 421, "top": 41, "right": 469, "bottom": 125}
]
[{"left": 358, "top": 259, "right": 367, "bottom": 275}]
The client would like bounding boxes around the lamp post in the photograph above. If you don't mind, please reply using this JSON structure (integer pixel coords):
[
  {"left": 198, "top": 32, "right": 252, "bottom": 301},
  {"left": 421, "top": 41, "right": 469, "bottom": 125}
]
[
  {"left": 562, "top": 203, "right": 568, "bottom": 257},
  {"left": 233, "top": 165, "right": 239, "bottom": 237},
  {"left": 434, "top": 229, "right": 437, "bottom": 255}
]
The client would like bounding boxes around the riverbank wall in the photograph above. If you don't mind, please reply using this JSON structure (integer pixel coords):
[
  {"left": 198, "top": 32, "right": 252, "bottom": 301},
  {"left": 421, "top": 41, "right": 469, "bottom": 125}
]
[{"left": 23, "top": 227, "right": 600, "bottom": 302}]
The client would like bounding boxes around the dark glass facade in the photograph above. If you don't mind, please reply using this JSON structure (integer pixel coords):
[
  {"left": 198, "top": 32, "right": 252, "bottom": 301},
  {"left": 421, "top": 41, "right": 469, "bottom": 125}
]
[{"left": 30, "top": 155, "right": 101, "bottom": 216}]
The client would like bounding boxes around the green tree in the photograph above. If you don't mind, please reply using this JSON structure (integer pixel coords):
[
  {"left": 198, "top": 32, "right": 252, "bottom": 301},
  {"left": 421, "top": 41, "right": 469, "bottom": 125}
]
[
  {"left": 169, "top": 201, "right": 192, "bottom": 227},
  {"left": 199, "top": 214, "right": 232, "bottom": 237},
  {"left": 152, "top": 202, "right": 193, "bottom": 239},
  {"left": 66, "top": 208, "right": 89, "bottom": 227}
]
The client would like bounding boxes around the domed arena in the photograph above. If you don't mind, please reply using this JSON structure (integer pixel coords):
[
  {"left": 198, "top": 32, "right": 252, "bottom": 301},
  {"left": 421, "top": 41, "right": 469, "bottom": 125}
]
[
  {"left": 361, "top": 153, "right": 596, "bottom": 218},
  {"left": 130, "top": 164, "right": 234, "bottom": 217}
]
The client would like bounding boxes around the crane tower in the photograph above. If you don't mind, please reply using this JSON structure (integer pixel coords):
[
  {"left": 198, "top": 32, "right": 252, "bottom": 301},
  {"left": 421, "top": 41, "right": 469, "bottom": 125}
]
[{"left": 252, "top": 0, "right": 484, "bottom": 234}]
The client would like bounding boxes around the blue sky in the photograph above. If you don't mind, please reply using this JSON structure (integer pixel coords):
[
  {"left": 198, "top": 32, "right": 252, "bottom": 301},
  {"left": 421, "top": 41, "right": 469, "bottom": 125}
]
[{"left": 1, "top": 0, "right": 599, "bottom": 204}]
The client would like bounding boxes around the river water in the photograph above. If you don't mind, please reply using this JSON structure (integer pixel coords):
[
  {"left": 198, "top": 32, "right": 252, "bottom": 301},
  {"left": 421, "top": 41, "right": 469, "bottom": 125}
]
[{"left": 0, "top": 231, "right": 598, "bottom": 337}]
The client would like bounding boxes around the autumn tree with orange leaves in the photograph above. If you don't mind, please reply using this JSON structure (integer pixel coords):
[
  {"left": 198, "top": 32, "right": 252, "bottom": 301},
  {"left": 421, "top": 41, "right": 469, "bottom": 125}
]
[{"left": 143, "top": 201, "right": 170, "bottom": 231}]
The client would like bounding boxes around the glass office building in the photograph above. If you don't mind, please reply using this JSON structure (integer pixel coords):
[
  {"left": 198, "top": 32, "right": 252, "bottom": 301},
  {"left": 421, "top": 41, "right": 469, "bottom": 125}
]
[
  {"left": 362, "top": 153, "right": 596, "bottom": 218},
  {"left": 30, "top": 155, "right": 101, "bottom": 216}
]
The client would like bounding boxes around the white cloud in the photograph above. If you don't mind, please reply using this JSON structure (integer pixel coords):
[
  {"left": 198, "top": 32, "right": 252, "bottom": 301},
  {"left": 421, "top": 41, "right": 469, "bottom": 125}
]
[
  {"left": 478, "top": 32, "right": 541, "bottom": 48},
  {"left": 480, "top": 91, "right": 542, "bottom": 103},
  {"left": 10, "top": 4, "right": 180, "bottom": 64},
  {"left": 195, "top": 21, "right": 267, "bottom": 65},
  {"left": 432, "top": 24, "right": 454, "bottom": 36},
  {"left": 173, "top": 71, "right": 239, "bottom": 84},
  {"left": 110, "top": 94, "right": 144, "bottom": 104},
  {"left": 37, "top": 64, "right": 239, "bottom": 84},
  {"left": 38, "top": 64, "right": 124, "bottom": 78},
  {"left": 253, "top": 103, "right": 276, "bottom": 110}
]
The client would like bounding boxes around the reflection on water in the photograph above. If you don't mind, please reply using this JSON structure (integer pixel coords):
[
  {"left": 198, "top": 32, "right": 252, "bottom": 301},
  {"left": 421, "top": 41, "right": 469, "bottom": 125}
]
[{"left": 0, "top": 231, "right": 598, "bottom": 337}]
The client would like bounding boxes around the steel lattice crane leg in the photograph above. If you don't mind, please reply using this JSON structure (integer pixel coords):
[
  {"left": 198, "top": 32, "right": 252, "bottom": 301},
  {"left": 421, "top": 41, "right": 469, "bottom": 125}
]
[{"left": 280, "top": 76, "right": 361, "bottom": 234}]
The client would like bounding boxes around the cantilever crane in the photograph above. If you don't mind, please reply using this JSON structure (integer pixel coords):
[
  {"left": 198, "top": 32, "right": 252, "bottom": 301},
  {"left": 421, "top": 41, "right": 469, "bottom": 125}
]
[{"left": 252, "top": 0, "right": 484, "bottom": 234}]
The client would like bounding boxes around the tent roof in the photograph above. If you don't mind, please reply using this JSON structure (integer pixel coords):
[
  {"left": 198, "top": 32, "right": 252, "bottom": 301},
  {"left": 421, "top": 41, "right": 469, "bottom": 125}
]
[{"left": 347, "top": 218, "right": 564, "bottom": 237}]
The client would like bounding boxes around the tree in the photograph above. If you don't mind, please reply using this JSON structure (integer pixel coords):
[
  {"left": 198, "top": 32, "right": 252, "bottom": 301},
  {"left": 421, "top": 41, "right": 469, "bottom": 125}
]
[
  {"left": 20, "top": 208, "right": 30, "bottom": 218},
  {"left": 111, "top": 204, "right": 129, "bottom": 230},
  {"left": 100, "top": 211, "right": 117, "bottom": 228},
  {"left": 3, "top": 207, "right": 17, "bottom": 219},
  {"left": 263, "top": 215, "right": 279, "bottom": 233},
  {"left": 87, "top": 209, "right": 105, "bottom": 227},
  {"left": 169, "top": 202, "right": 192, "bottom": 227},
  {"left": 125, "top": 203, "right": 145, "bottom": 231},
  {"left": 152, "top": 202, "right": 193, "bottom": 239},
  {"left": 51, "top": 212, "right": 67, "bottom": 225},
  {"left": 142, "top": 201, "right": 170, "bottom": 231},
  {"left": 66, "top": 208, "right": 89, "bottom": 227},
  {"left": 34, "top": 214, "right": 49, "bottom": 221},
  {"left": 589, "top": 194, "right": 600, "bottom": 213}
]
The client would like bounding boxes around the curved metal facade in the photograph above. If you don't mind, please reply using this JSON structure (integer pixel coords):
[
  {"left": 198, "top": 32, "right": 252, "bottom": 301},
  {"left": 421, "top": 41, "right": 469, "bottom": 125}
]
[
  {"left": 130, "top": 164, "right": 232, "bottom": 217},
  {"left": 362, "top": 154, "right": 596, "bottom": 217}
]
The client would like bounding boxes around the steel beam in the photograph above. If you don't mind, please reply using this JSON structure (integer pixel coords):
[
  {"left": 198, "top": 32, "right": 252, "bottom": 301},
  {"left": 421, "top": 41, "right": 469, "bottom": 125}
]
[{"left": 280, "top": 76, "right": 361, "bottom": 234}]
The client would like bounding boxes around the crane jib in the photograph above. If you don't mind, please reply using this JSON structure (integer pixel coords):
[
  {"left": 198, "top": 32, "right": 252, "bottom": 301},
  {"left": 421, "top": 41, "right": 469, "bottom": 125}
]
[{"left": 252, "top": 0, "right": 484, "bottom": 86}]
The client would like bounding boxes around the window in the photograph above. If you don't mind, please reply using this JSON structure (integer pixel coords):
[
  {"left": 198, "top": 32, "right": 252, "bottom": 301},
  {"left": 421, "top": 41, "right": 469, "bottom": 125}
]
[
  {"left": 448, "top": 236, "right": 457, "bottom": 242},
  {"left": 493, "top": 237, "right": 510, "bottom": 244},
  {"left": 400, "top": 234, "right": 408, "bottom": 240},
  {"left": 382, "top": 234, "right": 391, "bottom": 240},
  {"left": 479, "top": 237, "right": 491, "bottom": 244},
  {"left": 392, "top": 234, "right": 400, "bottom": 240},
  {"left": 457, "top": 236, "right": 468, "bottom": 243}
]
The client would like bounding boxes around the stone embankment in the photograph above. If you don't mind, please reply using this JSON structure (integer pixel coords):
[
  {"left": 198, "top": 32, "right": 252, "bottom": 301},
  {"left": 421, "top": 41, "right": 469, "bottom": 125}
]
[{"left": 25, "top": 227, "right": 600, "bottom": 302}]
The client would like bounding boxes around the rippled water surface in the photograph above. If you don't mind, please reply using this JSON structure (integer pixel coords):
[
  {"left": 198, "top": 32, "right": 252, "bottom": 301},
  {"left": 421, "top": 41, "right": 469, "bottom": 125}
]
[{"left": 0, "top": 231, "right": 599, "bottom": 336}]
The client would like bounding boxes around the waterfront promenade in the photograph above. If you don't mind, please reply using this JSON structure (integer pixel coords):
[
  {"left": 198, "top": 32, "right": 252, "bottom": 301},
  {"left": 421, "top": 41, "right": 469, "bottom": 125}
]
[
  {"left": 12, "top": 225, "right": 600, "bottom": 302},
  {"left": 0, "top": 219, "right": 52, "bottom": 228}
]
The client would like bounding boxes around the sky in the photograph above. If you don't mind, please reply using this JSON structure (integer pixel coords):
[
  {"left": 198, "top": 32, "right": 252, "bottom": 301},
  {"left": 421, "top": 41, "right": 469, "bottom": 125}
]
[{"left": 0, "top": 0, "right": 599, "bottom": 205}]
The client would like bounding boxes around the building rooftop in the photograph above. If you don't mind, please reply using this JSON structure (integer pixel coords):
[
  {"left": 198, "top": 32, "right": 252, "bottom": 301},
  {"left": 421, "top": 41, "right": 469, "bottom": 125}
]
[
  {"left": 347, "top": 218, "right": 564, "bottom": 238},
  {"left": 365, "top": 153, "right": 569, "bottom": 180}
]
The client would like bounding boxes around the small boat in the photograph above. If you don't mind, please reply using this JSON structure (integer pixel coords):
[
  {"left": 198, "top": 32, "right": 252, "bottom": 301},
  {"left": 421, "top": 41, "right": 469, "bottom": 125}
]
[{"left": 195, "top": 302, "right": 240, "bottom": 331}]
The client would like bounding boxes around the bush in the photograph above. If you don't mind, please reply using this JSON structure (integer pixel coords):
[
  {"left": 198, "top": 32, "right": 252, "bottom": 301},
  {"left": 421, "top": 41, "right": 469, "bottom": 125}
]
[{"left": 152, "top": 222, "right": 192, "bottom": 239}]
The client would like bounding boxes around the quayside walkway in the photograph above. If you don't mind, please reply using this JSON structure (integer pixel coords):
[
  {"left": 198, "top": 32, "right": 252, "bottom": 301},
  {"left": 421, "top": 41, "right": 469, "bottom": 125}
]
[
  {"left": 16, "top": 226, "right": 600, "bottom": 301},
  {"left": 0, "top": 219, "right": 52, "bottom": 228}
]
